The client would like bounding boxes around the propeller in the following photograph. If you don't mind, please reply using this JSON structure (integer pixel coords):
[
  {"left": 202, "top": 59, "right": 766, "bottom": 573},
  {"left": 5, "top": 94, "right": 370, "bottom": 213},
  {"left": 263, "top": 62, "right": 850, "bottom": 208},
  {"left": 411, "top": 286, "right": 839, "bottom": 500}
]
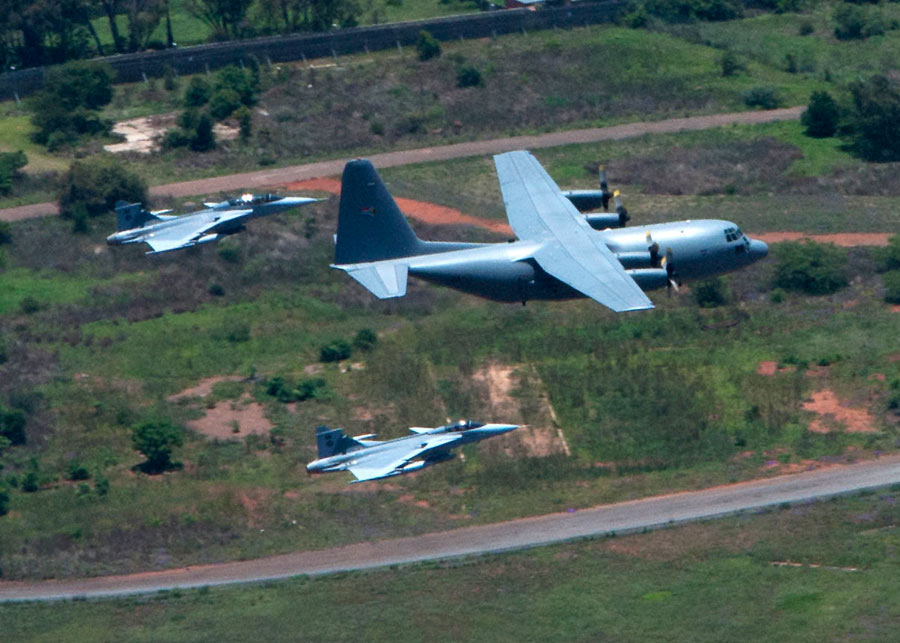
[
  {"left": 660, "top": 247, "right": 680, "bottom": 293},
  {"left": 613, "top": 190, "right": 630, "bottom": 227},
  {"left": 599, "top": 166, "right": 612, "bottom": 211},
  {"left": 646, "top": 230, "right": 660, "bottom": 268}
]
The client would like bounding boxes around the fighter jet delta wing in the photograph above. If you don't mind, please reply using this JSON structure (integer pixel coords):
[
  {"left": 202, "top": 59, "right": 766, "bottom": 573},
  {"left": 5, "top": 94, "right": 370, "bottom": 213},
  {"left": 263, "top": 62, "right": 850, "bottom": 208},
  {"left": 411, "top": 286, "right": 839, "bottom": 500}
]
[
  {"left": 143, "top": 209, "right": 253, "bottom": 254},
  {"left": 493, "top": 151, "right": 654, "bottom": 312},
  {"left": 347, "top": 433, "right": 459, "bottom": 482}
]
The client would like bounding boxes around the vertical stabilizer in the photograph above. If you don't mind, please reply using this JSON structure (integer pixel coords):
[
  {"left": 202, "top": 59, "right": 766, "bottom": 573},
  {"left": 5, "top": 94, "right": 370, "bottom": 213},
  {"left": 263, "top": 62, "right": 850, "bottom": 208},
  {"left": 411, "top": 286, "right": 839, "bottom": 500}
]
[
  {"left": 314, "top": 425, "right": 362, "bottom": 458},
  {"left": 333, "top": 160, "right": 425, "bottom": 264},
  {"left": 115, "top": 201, "right": 159, "bottom": 231}
]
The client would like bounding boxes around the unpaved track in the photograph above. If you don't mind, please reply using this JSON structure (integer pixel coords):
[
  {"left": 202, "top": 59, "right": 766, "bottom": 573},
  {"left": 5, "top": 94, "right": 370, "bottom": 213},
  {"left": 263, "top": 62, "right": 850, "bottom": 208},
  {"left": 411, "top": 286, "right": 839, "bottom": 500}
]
[
  {"left": 2, "top": 453, "right": 899, "bottom": 603},
  {"left": 0, "top": 107, "right": 804, "bottom": 222}
]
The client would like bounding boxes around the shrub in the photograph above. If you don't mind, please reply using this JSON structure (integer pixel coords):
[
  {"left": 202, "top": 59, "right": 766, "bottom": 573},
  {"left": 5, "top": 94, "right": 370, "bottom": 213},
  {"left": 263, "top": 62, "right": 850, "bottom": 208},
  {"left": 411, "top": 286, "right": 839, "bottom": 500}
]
[
  {"left": 234, "top": 106, "right": 252, "bottom": 139},
  {"left": 0, "top": 220, "right": 12, "bottom": 245},
  {"left": 132, "top": 420, "right": 184, "bottom": 473},
  {"left": 95, "top": 473, "right": 110, "bottom": 496},
  {"left": 844, "top": 75, "right": 900, "bottom": 161},
  {"left": 802, "top": 91, "right": 840, "bottom": 138},
  {"left": 68, "top": 461, "right": 90, "bottom": 481},
  {"left": 184, "top": 76, "right": 212, "bottom": 107},
  {"left": 693, "top": 278, "right": 729, "bottom": 308},
  {"left": 296, "top": 378, "right": 327, "bottom": 401},
  {"left": 18, "top": 296, "right": 41, "bottom": 314},
  {"left": 21, "top": 471, "right": 39, "bottom": 493},
  {"left": 833, "top": 3, "right": 884, "bottom": 40},
  {"left": 798, "top": 20, "right": 814, "bottom": 35},
  {"left": 163, "top": 65, "right": 179, "bottom": 91},
  {"left": 320, "top": 339, "right": 352, "bottom": 362},
  {"left": 416, "top": 30, "right": 441, "bottom": 61},
  {"left": 0, "top": 485, "right": 8, "bottom": 515},
  {"left": 742, "top": 86, "right": 780, "bottom": 110},
  {"left": 642, "top": 0, "right": 743, "bottom": 22},
  {"left": 353, "top": 328, "right": 378, "bottom": 351},
  {"left": 215, "top": 65, "right": 256, "bottom": 106},
  {"left": 28, "top": 61, "right": 114, "bottom": 146},
  {"left": 190, "top": 114, "right": 216, "bottom": 152},
  {"left": 772, "top": 241, "right": 848, "bottom": 295},
  {"left": 209, "top": 89, "right": 242, "bottom": 121},
  {"left": 162, "top": 128, "right": 191, "bottom": 149},
  {"left": 58, "top": 155, "right": 147, "bottom": 219},
  {"left": 719, "top": 51, "right": 744, "bottom": 77},
  {"left": 0, "top": 151, "right": 27, "bottom": 195},
  {"left": 456, "top": 65, "right": 484, "bottom": 88},
  {"left": 883, "top": 271, "right": 900, "bottom": 304},
  {"left": 0, "top": 405, "right": 26, "bottom": 446},
  {"left": 874, "top": 235, "right": 900, "bottom": 272}
]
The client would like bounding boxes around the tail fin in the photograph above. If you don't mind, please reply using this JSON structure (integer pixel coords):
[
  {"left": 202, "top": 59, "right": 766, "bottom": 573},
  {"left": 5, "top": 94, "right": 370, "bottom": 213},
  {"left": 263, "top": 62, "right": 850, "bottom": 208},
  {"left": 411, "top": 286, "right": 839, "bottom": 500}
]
[
  {"left": 315, "top": 425, "right": 363, "bottom": 458},
  {"left": 333, "top": 160, "right": 425, "bottom": 264},
  {"left": 115, "top": 201, "right": 159, "bottom": 231}
]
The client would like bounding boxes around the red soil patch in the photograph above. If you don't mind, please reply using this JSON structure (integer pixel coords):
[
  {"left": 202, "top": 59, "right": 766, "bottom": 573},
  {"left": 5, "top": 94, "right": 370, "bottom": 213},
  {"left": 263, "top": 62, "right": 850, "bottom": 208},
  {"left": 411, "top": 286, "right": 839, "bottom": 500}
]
[
  {"left": 892, "top": 305, "right": 900, "bottom": 314},
  {"left": 187, "top": 395, "right": 273, "bottom": 440},
  {"left": 757, "top": 361, "right": 778, "bottom": 376},
  {"left": 802, "top": 389, "right": 877, "bottom": 434},
  {"left": 753, "top": 232, "right": 891, "bottom": 247}
]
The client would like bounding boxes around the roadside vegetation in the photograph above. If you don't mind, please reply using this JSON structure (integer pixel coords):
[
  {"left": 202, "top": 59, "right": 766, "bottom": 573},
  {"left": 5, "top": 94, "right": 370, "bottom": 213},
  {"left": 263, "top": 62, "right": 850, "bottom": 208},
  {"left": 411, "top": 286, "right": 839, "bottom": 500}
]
[{"left": 2, "top": 491, "right": 898, "bottom": 641}]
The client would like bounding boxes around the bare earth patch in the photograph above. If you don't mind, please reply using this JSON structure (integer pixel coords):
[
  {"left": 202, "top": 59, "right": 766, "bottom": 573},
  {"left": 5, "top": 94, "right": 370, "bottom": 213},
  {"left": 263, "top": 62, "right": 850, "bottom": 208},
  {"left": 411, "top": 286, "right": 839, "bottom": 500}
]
[
  {"left": 104, "top": 113, "right": 239, "bottom": 155},
  {"left": 802, "top": 389, "right": 877, "bottom": 434},
  {"left": 167, "top": 376, "right": 243, "bottom": 401},
  {"left": 187, "top": 395, "right": 273, "bottom": 440},
  {"left": 757, "top": 361, "right": 778, "bottom": 376}
]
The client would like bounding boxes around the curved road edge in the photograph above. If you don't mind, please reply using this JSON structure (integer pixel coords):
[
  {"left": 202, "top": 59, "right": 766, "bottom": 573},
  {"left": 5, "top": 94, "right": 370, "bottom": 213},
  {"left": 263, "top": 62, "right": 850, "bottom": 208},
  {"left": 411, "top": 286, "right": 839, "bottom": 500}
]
[
  {"left": 0, "top": 107, "right": 804, "bottom": 222},
  {"left": 2, "top": 452, "right": 898, "bottom": 603}
]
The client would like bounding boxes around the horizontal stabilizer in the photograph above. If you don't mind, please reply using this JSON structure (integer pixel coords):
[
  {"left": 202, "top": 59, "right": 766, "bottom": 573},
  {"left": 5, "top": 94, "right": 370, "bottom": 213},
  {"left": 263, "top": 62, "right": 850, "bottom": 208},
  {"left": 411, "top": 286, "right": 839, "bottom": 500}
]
[
  {"left": 409, "top": 427, "right": 433, "bottom": 434},
  {"left": 334, "top": 262, "right": 409, "bottom": 299}
]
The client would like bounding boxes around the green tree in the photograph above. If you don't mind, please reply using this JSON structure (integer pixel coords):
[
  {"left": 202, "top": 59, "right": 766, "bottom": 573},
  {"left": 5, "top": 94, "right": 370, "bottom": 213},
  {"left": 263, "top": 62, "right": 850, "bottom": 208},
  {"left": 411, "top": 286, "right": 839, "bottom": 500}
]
[
  {"left": 215, "top": 65, "right": 256, "bottom": 106},
  {"left": 190, "top": 113, "right": 216, "bottom": 151},
  {"left": 719, "top": 50, "right": 744, "bottom": 77},
  {"left": 693, "top": 278, "right": 728, "bottom": 308},
  {"left": 353, "top": 328, "right": 378, "bottom": 351},
  {"left": 0, "top": 220, "right": 13, "bottom": 245},
  {"left": 58, "top": 155, "right": 147, "bottom": 218},
  {"left": 456, "top": 65, "right": 484, "bottom": 88},
  {"left": 187, "top": 0, "right": 254, "bottom": 39},
  {"left": 234, "top": 105, "right": 252, "bottom": 139},
  {"left": 874, "top": 235, "right": 900, "bottom": 272},
  {"left": 132, "top": 420, "right": 184, "bottom": 473},
  {"left": 0, "top": 404, "right": 26, "bottom": 446},
  {"left": 802, "top": 91, "right": 840, "bottom": 138},
  {"left": 416, "top": 30, "right": 441, "bottom": 61},
  {"left": 772, "top": 241, "right": 848, "bottom": 295},
  {"left": 845, "top": 75, "right": 900, "bottom": 161},
  {"left": 0, "top": 151, "right": 27, "bottom": 195},
  {"left": 184, "top": 76, "right": 212, "bottom": 107},
  {"left": 28, "top": 60, "right": 114, "bottom": 146},
  {"left": 208, "top": 88, "right": 242, "bottom": 120},
  {"left": 320, "top": 339, "right": 352, "bottom": 362},
  {"left": 0, "top": 484, "right": 9, "bottom": 516}
]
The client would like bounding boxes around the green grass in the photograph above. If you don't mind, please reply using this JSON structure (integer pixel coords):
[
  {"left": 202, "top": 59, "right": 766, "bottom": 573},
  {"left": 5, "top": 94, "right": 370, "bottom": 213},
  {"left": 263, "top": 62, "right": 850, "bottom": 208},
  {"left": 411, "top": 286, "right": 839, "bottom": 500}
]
[
  {"left": 2, "top": 492, "right": 898, "bottom": 641},
  {"left": 0, "top": 114, "right": 69, "bottom": 173}
]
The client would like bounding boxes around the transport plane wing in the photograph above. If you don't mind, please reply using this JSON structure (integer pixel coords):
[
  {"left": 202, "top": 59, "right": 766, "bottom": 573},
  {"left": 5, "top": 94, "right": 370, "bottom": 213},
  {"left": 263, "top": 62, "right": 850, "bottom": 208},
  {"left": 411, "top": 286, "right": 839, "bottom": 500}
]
[{"left": 494, "top": 150, "right": 654, "bottom": 312}]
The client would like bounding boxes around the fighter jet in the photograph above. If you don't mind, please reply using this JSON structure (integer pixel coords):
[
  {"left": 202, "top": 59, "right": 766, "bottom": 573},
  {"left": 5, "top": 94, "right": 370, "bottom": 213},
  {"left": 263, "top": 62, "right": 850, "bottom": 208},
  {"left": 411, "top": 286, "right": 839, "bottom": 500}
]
[
  {"left": 306, "top": 420, "right": 519, "bottom": 483},
  {"left": 330, "top": 151, "right": 768, "bottom": 312},
  {"left": 107, "top": 193, "right": 319, "bottom": 254}
]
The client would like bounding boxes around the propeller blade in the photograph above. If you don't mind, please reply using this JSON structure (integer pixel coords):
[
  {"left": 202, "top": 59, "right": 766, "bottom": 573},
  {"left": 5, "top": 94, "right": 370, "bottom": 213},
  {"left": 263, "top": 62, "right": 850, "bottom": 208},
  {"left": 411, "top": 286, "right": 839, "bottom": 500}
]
[{"left": 613, "top": 190, "right": 630, "bottom": 226}]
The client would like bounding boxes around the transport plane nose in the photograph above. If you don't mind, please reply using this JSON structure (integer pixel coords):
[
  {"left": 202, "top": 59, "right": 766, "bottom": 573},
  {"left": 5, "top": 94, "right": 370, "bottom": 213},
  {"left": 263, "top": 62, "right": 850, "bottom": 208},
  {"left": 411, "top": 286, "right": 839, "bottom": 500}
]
[{"left": 749, "top": 239, "right": 768, "bottom": 260}]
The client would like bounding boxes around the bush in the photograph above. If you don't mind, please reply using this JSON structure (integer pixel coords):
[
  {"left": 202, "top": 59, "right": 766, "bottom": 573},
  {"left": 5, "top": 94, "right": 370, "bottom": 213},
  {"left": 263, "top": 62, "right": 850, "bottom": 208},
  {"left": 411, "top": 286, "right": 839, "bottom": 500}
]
[
  {"left": 162, "top": 128, "right": 191, "bottom": 150},
  {"left": 0, "top": 151, "right": 27, "bottom": 195},
  {"left": 184, "top": 76, "right": 212, "bottom": 107},
  {"left": 416, "top": 30, "right": 441, "bottom": 61},
  {"left": 234, "top": 106, "right": 252, "bottom": 139},
  {"left": 18, "top": 296, "right": 41, "bottom": 314},
  {"left": 883, "top": 270, "right": 900, "bottom": 304},
  {"left": 874, "top": 235, "right": 900, "bottom": 272},
  {"left": 28, "top": 61, "right": 114, "bottom": 145},
  {"left": 58, "top": 155, "right": 147, "bottom": 219},
  {"left": 132, "top": 420, "right": 184, "bottom": 473},
  {"left": 296, "top": 378, "right": 327, "bottom": 401},
  {"left": 456, "top": 65, "right": 484, "bottom": 88},
  {"left": 0, "top": 485, "right": 8, "bottom": 516},
  {"left": 209, "top": 89, "right": 242, "bottom": 121},
  {"left": 642, "top": 0, "right": 743, "bottom": 22},
  {"left": 772, "top": 241, "right": 848, "bottom": 295},
  {"left": 353, "top": 328, "right": 378, "bottom": 351},
  {"left": 833, "top": 3, "right": 884, "bottom": 40},
  {"left": 320, "top": 339, "right": 352, "bottom": 362},
  {"left": 68, "top": 461, "right": 90, "bottom": 481},
  {"left": 190, "top": 114, "right": 216, "bottom": 152},
  {"left": 21, "top": 471, "right": 39, "bottom": 493},
  {"left": 802, "top": 91, "right": 840, "bottom": 138},
  {"left": 215, "top": 65, "right": 256, "bottom": 106},
  {"left": 845, "top": 75, "right": 900, "bottom": 161},
  {"left": 742, "top": 86, "right": 780, "bottom": 110},
  {"left": 0, "top": 405, "right": 26, "bottom": 446},
  {"left": 693, "top": 278, "right": 729, "bottom": 308},
  {"left": 719, "top": 51, "right": 744, "bottom": 77},
  {"left": 0, "top": 220, "right": 12, "bottom": 245}
]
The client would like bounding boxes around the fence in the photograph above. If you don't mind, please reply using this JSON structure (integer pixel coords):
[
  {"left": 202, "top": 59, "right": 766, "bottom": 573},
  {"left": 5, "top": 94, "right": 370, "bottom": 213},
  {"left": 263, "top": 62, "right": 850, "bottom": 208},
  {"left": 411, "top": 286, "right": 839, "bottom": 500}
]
[{"left": 0, "top": 1, "right": 625, "bottom": 101}]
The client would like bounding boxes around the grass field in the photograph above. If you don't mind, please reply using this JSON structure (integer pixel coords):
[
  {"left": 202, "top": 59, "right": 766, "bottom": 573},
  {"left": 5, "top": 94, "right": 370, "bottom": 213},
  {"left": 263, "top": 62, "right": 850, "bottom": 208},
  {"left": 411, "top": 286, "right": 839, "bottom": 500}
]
[{"left": 2, "top": 492, "right": 898, "bottom": 641}]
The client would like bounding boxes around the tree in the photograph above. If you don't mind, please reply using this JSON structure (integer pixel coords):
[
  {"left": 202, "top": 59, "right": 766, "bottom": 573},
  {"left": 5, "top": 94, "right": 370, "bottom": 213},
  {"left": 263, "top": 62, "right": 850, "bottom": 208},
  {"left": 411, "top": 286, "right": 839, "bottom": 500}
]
[
  {"left": 58, "top": 155, "right": 147, "bottom": 218},
  {"left": 833, "top": 3, "right": 884, "bottom": 41},
  {"left": 456, "top": 65, "right": 484, "bottom": 88},
  {"left": 693, "top": 278, "right": 728, "bottom": 308},
  {"left": 28, "top": 61, "right": 114, "bottom": 147},
  {"left": 772, "top": 241, "right": 848, "bottom": 295},
  {"left": 187, "top": 0, "right": 254, "bottom": 39},
  {"left": 874, "top": 235, "right": 900, "bottom": 272},
  {"left": 719, "top": 51, "right": 744, "bottom": 77},
  {"left": 0, "top": 151, "right": 27, "bottom": 195},
  {"left": 184, "top": 76, "right": 212, "bottom": 107},
  {"left": 802, "top": 91, "right": 840, "bottom": 138},
  {"left": 190, "top": 113, "right": 216, "bottom": 151},
  {"left": 416, "top": 30, "right": 441, "bottom": 61},
  {"left": 320, "top": 339, "right": 352, "bottom": 362},
  {"left": 215, "top": 65, "right": 256, "bottom": 106},
  {"left": 353, "top": 328, "right": 378, "bottom": 351},
  {"left": 844, "top": 75, "right": 900, "bottom": 161},
  {"left": 132, "top": 420, "right": 183, "bottom": 473},
  {"left": 0, "top": 404, "right": 26, "bottom": 446}
]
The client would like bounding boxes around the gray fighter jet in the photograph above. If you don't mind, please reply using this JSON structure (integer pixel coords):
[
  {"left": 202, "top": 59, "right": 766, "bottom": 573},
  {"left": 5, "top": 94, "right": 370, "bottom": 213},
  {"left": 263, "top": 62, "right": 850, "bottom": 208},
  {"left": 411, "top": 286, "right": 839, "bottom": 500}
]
[
  {"left": 307, "top": 420, "right": 519, "bottom": 483},
  {"left": 331, "top": 151, "right": 768, "bottom": 312},
  {"left": 107, "top": 193, "right": 319, "bottom": 254}
]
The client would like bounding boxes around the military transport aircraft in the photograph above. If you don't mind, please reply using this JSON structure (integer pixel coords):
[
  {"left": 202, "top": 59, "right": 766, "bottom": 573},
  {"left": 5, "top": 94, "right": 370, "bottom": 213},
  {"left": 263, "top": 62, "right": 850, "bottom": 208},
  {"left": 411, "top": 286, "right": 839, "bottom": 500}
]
[
  {"left": 330, "top": 151, "right": 768, "bottom": 312},
  {"left": 107, "top": 193, "right": 319, "bottom": 254},
  {"left": 307, "top": 421, "right": 519, "bottom": 483}
]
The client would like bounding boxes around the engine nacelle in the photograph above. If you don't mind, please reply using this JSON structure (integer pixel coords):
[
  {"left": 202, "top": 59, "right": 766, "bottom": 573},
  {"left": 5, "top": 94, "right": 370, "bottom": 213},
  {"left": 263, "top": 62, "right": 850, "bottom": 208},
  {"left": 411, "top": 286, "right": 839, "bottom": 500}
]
[
  {"left": 616, "top": 251, "right": 654, "bottom": 269},
  {"left": 584, "top": 213, "right": 626, "bottom": 230},
  {"left": 562, "top": 190, "right": 607, "bottom": 213},
  {"left": 625, "top": 268, "right": 669, "bottom": 291}
]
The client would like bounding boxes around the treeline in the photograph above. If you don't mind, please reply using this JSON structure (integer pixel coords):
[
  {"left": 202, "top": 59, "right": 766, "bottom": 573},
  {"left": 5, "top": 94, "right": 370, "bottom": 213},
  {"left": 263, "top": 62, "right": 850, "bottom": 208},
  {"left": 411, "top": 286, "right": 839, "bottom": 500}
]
[{"left": 0, "top": 0, "right": 364, "bottom": 70}]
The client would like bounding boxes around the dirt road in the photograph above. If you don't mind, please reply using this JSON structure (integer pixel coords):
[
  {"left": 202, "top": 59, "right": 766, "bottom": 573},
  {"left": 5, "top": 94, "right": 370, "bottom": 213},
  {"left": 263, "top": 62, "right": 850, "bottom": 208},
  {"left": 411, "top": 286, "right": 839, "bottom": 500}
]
[
  {"left": 0, "top": 107, "right": 804, "bottom": 222},
  {"left": 2, "top": 453, "right": 898, "bottom": 602}
]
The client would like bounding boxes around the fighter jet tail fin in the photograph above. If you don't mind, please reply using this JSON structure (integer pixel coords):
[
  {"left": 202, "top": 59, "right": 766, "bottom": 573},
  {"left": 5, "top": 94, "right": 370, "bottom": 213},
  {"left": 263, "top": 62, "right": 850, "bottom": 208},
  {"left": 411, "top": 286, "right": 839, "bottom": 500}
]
[
  {"left": 314, "top": 425, "right": 363, "bottom": 458},
  {"left": 115, "top": 201, "right": 160, "bottom": 231},
  {"left": 333, "top": 160, "right": 426, "bottom": 265}
]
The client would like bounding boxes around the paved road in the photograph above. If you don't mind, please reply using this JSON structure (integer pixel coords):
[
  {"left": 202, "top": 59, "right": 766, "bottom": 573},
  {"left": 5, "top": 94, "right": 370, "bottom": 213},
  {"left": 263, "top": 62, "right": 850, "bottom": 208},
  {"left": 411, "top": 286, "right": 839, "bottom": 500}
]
[
  {"left": 0, "top": 107, "right": 804, "bottom": 222},
  {"left": 2, "top": 453, "right": 898, "bottom": 603}
]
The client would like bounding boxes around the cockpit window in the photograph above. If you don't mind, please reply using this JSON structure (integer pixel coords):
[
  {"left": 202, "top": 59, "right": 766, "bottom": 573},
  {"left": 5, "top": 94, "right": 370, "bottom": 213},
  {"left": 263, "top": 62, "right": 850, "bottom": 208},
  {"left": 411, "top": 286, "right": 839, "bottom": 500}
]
[
  {"left": 724, "top": 227, "right": 744, "bottom": 243},
  {"left": 446, "top": 420, "right": 484, "bottom": 432}
]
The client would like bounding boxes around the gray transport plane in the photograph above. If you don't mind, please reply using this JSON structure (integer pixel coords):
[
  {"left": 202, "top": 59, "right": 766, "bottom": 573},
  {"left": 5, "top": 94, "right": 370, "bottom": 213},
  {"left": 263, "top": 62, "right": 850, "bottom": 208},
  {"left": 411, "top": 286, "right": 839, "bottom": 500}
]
[
  {"left": 107, "top": 193, "right": 319, "bottom": 254},
  {"left": 331, "top": 151, "right": 769, "bottom": 312},
  {"left": 307, "top": 421, "right": 519, "bottom": 483}
]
